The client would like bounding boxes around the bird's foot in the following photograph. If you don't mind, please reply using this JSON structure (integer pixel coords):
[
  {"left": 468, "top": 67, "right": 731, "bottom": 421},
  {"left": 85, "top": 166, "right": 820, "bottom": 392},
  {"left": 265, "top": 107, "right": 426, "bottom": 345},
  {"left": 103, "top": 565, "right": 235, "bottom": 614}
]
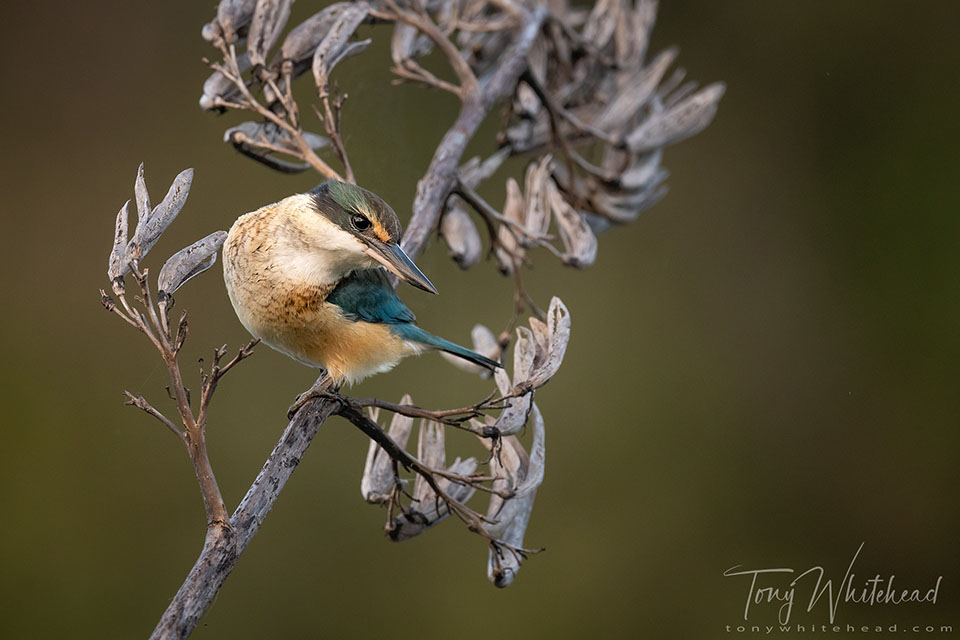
[{"left": 287, "top": 373, "right": 339, "bottom": 420}]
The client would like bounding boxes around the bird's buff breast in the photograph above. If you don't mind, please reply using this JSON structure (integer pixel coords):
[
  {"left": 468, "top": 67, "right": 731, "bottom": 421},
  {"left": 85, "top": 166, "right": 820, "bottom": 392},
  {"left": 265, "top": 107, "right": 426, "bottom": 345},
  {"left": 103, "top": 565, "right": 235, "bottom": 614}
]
[{"left": 223, "top": 223, "right": 414, "bottom": 384}]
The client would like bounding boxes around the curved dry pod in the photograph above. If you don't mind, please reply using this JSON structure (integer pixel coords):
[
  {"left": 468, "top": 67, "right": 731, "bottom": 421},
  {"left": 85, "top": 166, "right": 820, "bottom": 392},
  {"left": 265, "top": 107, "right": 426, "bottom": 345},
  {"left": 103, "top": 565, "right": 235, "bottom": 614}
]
[
  {"left": 128, "top": 166, "right": 193, "bottom": 262},
  {"left": 440, "top": 205, "right": 482, "bottom": 269},
  {"left": 247, "top": 0, "right": 294, "bottom": 68},
  {"left": 199, "top": 53, "right": 251, "bottom": 110},
  {"left": 157, "top": 231, "right": 228, "bottom": 297},
  {"left": 311, "top": 4, "right": 370, "bottom": 90},
  {"left": 217, "top": 0, "right": 257, "bottom": 44},
  {"left": 626, "top": 82, "right": 726, "bottom": 153}
]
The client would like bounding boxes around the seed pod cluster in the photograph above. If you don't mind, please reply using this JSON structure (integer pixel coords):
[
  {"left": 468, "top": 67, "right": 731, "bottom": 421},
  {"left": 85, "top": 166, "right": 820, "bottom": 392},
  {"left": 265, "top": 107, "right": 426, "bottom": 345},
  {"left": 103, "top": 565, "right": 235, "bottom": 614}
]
[
  {"left": 362, "top": 299, "right": 568, "bottom": 584},
  {"left": 107, "top": 164, "right": 226, "bottom": 301},
  {"left": 495, "top": 0, "right": 723, "bottom": 234},
  {"left": 388, "top": 421, "right": 478, "bottom": 541}
]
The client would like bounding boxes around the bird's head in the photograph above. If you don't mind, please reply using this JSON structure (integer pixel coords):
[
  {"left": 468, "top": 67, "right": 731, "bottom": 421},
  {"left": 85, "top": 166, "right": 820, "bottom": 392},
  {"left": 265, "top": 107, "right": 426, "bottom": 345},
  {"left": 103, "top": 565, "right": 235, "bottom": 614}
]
[{"left": 264, "top": 180, "right": 438, "bottom": 293}]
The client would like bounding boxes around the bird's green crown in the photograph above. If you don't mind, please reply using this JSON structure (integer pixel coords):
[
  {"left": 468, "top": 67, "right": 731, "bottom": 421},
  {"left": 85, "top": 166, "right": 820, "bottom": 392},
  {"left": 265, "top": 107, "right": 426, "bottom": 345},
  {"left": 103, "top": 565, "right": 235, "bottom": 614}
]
[{"left": 309, "top": 180, "right": 402, "bottom": 244}]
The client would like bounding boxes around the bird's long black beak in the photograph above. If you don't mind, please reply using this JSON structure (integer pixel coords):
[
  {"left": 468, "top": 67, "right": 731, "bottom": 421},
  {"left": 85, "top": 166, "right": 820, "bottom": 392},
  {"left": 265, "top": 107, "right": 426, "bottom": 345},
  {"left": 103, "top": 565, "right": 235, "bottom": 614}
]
[{"left": 366, "top": 241, "right": 439, "bottom": 294}]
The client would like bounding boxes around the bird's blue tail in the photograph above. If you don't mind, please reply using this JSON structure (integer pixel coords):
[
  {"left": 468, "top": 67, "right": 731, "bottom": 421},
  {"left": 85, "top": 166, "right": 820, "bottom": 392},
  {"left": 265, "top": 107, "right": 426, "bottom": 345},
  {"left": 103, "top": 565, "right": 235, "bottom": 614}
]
[{"left": 393, "top": 324, "right": 502, "bottom": 370}]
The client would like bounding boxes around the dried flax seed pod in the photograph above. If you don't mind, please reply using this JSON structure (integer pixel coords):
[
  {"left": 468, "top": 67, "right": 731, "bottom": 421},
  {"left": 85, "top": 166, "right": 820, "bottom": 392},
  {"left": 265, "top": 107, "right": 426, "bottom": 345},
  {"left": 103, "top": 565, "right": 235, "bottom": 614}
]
[{"left": 440, "top": 205, "right": 482, "bottom": 269}]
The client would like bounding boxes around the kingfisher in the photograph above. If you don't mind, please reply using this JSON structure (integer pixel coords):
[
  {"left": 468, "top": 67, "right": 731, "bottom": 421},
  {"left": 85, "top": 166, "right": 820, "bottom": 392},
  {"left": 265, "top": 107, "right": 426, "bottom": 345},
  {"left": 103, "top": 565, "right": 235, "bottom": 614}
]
[{"left": 222, "top": 180, "right": 501, "bottom": 389}]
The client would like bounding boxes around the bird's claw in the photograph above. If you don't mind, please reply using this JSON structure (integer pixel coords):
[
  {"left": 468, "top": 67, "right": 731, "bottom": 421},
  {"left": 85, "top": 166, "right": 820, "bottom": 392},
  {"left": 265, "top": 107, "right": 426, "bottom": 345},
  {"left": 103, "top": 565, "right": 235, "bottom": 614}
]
[{"left": 287, "top": 375, "right": 337, "bottom": 420}]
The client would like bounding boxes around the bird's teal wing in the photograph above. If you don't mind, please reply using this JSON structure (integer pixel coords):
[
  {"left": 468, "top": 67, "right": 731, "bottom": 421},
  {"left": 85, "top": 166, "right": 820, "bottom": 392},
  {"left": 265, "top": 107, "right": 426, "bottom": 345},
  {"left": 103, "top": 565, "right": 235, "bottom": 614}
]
[
  {"left": 328, "top": 268, "right": 501, "bottom": 370},
  {"left": 327, "top": 268, "right": 416, "bottom": 324}
]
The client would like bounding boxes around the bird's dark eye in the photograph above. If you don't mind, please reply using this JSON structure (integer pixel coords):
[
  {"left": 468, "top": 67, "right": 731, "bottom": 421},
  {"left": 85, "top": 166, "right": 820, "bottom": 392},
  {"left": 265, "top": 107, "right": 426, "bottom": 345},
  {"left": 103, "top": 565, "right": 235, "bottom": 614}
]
[{"left": 351, "top": 213, "right": 371, "bottom": 231}]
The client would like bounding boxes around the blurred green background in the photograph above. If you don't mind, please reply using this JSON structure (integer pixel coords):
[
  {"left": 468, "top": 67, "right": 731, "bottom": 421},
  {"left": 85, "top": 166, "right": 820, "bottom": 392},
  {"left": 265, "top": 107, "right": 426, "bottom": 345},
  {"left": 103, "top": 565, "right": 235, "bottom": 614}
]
[{"left": 1, "top": 1, "right": 958, "bottom": 638}]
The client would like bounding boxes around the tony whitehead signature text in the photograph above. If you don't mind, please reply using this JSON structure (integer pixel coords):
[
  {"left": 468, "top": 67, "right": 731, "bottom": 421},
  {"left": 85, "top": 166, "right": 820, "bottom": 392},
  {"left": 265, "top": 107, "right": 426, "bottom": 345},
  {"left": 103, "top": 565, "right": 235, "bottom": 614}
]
[{"left": 723, "top": 543, "right": 942, "bottom": 624}]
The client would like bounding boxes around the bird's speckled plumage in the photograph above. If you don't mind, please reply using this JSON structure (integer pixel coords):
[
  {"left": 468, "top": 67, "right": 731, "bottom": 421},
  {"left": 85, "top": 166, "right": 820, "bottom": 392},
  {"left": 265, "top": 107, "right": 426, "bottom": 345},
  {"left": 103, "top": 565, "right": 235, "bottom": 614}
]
[{"left": 223, "top": 181, "right": 499, "bottom": 384}]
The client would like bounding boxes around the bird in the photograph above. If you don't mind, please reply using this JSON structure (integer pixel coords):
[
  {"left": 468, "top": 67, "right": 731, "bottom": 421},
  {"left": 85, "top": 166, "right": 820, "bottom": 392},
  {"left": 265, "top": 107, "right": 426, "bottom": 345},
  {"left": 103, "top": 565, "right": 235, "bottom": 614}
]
[{"left": 222, "top": 179, "right": 501, "bottom": 392}]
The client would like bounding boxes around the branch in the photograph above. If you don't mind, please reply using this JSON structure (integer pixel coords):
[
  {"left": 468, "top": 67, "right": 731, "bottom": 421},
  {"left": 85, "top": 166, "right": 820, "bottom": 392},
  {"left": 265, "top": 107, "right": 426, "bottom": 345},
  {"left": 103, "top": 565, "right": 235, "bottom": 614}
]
[
  {"left": 373, "top": 0, "right": 479, "bottom": 97},
  {"left": 346, "top": 393, "right": 506, "bottom": 433},
  {"left": 400, "top": 5, "right": 548, "bottom": 261},
  {"left": 123, "top": 391, "right": 185, "bottom": 442},
  {"left": 150, "top": 396, "right": 339, "bottom": 640},
  {"left": 336, "top": 404, "right": 507, "bottom": 526}
]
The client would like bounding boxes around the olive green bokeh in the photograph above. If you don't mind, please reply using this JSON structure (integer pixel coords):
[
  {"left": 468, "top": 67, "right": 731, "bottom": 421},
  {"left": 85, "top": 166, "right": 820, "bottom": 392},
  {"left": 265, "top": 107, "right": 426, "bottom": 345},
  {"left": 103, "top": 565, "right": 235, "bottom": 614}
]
[{"left": 1, "top": 2, "right": 958, "bottom": 638}]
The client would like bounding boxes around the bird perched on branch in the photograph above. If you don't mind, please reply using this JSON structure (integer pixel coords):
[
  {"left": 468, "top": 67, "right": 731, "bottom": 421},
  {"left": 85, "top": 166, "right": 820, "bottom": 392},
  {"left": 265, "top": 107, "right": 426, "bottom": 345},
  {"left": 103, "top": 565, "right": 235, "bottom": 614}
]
[{"left": 223, "top": 180, "right": 500, "bottom": 390}]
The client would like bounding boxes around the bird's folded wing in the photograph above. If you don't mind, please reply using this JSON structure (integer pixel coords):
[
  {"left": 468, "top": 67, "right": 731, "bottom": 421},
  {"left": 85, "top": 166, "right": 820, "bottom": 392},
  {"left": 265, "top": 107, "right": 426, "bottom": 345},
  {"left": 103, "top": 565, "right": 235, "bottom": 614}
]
[{"left": 327, "top": 268, "right": 417, "bottom": 324}]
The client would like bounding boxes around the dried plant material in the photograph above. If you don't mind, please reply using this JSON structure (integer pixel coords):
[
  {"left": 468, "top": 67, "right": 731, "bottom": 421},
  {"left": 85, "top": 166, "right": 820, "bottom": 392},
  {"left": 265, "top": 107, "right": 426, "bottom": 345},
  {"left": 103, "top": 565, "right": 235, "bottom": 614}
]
[
  {"left": 389, "top": 421, "right": 478, "bottom": 541},
  {"left": 487, "top": 298, "right": 569, "bottom": 438},
  {"left": 459, "top": 147, "right": 511, "bottom": 189},
  {"left": 548, "top": 182, "right": 597, "bottom": 268},
  {"left": 514, "top": 35, "right": 548, "bottom": 116},
  {"left": 527, "top": 297, "right": 571, "bottom": 388},
  {"left": 627, "top": 0, "right": 658, "bottom": 64},
  {"left": 617, "top": 149, "right": 663, "bottom": 191},
  {"left": 440, "top": 324, "right": 501, "bottom": 377},
  {"left": 662, "top": 80, "right": 699, "bottom": 110},
  {"left": 224, "top": 121, "right": 329, "bottom": 151},
  {"left": 490, "top": 333, "right": 533, "bottom": 436},
  {"left": 167, "top": 0, "right": 725, "bottom": 618},
  {"left": 527, "top": 32, "right": 548, "bottom": 83},
  {"left": 128, "top": 166, "right": 192, "bottom": 262},
  {"left": 390, "top": 22, "right": 432, "bottom": 66},
  {"left": 440, "top": 205, "right": 482, "bottom": 269},
  {"left": 200, "top": 53, "right": 251, "bottom": 110},
  {"left": 247, "top": 0, "right": 294, "bottom": 68},
  {"left": 389, "top": 456, "right": 477, "bottom": 540},
  {"left": 582, "top": 0, "right": 622, "bottom": 50},
  {"left": 483, "top": 403, "right": 545, "bottom": 587},
  {"left": 521, "top": 155, "right": 552, "bottom": 246},
  {"left": 108, "top": 200, "right": 131, "bottom": 283},
  {"left": 101, "top": 163, "right": 268, "bottom": 638},
  {"left": 495, "top": 177, "right": 525, "bottom": 274},
  {"left": 311, "top": 4, "right": 370, "bottom": 91},
  {"left": 134, "top": 163, "right": 151, "bottom": 225},
  {"left": 514, "top": 84, "right": 540, "bottom": 118},
  {"left": 593, "top": 180, "right": 668, "bottom": 223},
  {"left": 626, "top": 82, "right": 726, "bottom": 153},
  {"left": 217, "top": 0, "right": 257, "bottom": 44},
  {"left": 201, "top": 21, "right": 223, "bottom": 45},
  {"left": 460, "top": 27, "right": 512, "bottom": 76},
  {"left": 281, "top": 4, "right": 347, "bottom": 63},
  {"left": 152, "top": 169, "right": 194, "bottom": 231},
  {"left": 361, "top": 395, "right": 414, "bottom": 503},
  {"left": 158, "top": 231, "right": 228, "bottom": 297},
  {"left": 594, "top": 47, "right": 677, "bottom": 131}
]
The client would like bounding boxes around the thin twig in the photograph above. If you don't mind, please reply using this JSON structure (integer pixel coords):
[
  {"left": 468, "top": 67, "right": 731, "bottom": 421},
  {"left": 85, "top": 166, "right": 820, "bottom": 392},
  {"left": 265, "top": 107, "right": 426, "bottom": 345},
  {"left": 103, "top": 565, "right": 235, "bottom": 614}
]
[{"left": 124, "top": 392, "right": 186, "bottom": 442}]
